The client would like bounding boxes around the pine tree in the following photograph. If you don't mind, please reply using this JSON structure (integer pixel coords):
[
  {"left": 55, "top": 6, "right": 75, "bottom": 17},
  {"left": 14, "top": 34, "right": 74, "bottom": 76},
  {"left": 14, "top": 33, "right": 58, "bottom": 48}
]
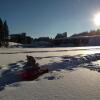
[
  {"left": 4, "top": 20, "right": 9, "bottom": 47},
  {"left": 0, "top": 18, "right": 4, "bottom": 47}
]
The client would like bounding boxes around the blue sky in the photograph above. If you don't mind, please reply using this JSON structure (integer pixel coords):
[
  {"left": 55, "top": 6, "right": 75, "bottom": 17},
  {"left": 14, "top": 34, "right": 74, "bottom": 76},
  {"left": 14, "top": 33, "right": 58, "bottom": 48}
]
[{"left": 0, "top": 0, "right": 100, "bottom": 38}]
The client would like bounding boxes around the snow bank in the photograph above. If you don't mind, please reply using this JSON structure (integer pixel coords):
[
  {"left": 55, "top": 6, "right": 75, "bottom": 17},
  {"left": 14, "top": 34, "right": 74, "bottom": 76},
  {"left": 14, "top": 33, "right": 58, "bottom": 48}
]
[
  {"left": 9, "top": 42, "right": 22, "bottom": 48},
  {"left": 41, "top": 53, "right": 100, "bottom": 72}
]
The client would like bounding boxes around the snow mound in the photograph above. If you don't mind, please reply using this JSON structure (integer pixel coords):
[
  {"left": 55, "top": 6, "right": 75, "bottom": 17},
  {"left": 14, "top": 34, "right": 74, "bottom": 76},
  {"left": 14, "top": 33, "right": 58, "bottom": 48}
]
[
  {"left": 9, "top": 42, "right": 22, "bottom": 48},
  {"left": 43, "top": 53, "right": 100, "bottom": 72}
]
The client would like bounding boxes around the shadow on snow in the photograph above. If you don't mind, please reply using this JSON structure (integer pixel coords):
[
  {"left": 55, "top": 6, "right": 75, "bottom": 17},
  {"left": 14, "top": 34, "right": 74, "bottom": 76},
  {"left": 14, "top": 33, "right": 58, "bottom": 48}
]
[{"left": 1, "top": 53, "right": 100, "bottom": 91}]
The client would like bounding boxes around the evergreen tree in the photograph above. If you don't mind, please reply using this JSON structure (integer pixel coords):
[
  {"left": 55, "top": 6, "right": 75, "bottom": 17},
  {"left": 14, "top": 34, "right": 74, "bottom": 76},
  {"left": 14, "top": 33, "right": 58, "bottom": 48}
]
[
  {"left": 0, "top": 18, "right": 9, "bottom": 47},
  {"left": 4, "top": 20, "right": 9, "bottom": 47},
  {"left": 0, "top": 18, "right": 4, "bottom": 47}
]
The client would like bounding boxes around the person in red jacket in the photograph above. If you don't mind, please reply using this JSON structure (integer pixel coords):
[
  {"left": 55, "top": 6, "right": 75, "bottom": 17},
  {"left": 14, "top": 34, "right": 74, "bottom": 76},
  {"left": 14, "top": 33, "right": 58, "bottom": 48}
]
[
  {"left": 20, "top": 55, "right": 48, "bottom": 80},
  {"left": 23, "top": 55, "right": 40, "bottom": 71}
]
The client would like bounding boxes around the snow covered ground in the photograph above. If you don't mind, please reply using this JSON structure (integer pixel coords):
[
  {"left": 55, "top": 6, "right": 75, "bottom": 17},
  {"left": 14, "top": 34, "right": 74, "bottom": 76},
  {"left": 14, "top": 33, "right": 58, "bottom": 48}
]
[{"left": 0, "top": 47, "right": 100, "bottom": 100}]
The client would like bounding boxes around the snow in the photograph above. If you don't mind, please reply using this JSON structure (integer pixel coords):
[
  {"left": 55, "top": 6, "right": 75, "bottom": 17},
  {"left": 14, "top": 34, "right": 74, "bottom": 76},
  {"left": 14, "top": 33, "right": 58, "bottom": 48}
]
[
  {"left": 9, "top": 42, "right": 22, "bottom": 48},
  {"left": 1, "top": 47, "right": 100, "bottom": 100}
]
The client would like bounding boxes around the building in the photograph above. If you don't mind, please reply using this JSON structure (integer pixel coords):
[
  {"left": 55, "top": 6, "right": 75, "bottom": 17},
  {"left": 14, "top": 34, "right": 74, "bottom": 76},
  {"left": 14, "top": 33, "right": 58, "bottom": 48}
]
[{"left": 10, "top": 33, "right": 33, "bottom": 44}]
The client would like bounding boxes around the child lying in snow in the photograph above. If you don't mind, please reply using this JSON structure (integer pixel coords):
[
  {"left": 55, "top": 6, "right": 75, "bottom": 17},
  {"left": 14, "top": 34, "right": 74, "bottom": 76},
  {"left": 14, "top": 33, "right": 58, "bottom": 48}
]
[
  {"left": 23, "top": 55, "right": 40, "bottom": 71},
  {"left": 20, "top": 55, "right": 48, "bottom": 80}
]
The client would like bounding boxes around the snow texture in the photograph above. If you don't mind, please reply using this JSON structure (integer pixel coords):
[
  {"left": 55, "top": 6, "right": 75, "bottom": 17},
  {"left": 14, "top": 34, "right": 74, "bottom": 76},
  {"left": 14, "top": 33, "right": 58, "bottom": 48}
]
[{"left": 0, "top": 47, "right": 100, "bottom": 100}]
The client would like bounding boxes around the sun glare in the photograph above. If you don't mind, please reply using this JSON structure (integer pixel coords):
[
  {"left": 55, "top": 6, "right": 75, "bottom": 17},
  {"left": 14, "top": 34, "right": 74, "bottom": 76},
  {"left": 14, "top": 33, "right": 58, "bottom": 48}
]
[{"left": 94, "top": 13, "right": 100, "bottom": 26}]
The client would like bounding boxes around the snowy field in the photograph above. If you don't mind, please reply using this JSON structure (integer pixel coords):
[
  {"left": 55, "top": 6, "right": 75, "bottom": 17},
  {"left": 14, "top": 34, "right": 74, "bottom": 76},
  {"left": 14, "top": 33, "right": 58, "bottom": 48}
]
[{"left": 1, "top": 47, "right": 100, "bottom": 100}]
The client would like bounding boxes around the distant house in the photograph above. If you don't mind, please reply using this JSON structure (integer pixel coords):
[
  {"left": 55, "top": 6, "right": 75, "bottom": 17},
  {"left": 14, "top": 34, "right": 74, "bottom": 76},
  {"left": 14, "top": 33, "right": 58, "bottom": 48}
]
[
  {"left": 52, "top": 35, "right": 100, "bottom": 47},
  {"left": 55, "top": 32, "right": 67, "bottom": 39},
  {"left": 10, "top": 33, "right": 33, "bottom": 44},
  {"left": 88, "top": 35, "right": 100, "bottom": 46},
  {"left": 68, "top": 35, "right": 100, "bottom": 46}
]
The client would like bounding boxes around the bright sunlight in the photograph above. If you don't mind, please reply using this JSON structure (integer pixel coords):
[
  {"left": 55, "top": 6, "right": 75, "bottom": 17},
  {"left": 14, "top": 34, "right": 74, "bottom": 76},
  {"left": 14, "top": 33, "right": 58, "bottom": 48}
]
[{"left": 94, "top": 13, "right": 100, "bottom": 26}]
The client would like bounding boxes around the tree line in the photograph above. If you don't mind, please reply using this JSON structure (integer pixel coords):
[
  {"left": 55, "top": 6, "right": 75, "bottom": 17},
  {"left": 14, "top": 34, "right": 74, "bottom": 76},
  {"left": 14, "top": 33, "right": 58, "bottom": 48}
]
[
  {"left": 71, "top": 29, "right": 100, "bottom": 37},
  {"left": 1, "top": 17, "right": 100, "bottom": 48},
  {"left": 0, "top": 18, "right": 9, "bottom": 47}
]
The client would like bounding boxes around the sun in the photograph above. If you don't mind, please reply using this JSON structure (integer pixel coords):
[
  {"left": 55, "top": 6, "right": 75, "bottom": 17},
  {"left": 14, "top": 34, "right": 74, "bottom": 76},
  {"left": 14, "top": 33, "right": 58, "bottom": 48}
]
[{"left": 94, "top": 13, "right": 100, "bottom": 26}]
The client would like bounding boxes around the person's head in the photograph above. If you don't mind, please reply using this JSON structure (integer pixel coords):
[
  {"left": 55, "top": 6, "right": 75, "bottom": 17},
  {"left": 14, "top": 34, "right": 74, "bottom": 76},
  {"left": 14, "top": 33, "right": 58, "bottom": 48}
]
[
  {"left": 26, "top": 55, "right": 36, "bottom": 63},
  {"left": 26, "top": 55, "right": 30, "bottom": 60}
]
